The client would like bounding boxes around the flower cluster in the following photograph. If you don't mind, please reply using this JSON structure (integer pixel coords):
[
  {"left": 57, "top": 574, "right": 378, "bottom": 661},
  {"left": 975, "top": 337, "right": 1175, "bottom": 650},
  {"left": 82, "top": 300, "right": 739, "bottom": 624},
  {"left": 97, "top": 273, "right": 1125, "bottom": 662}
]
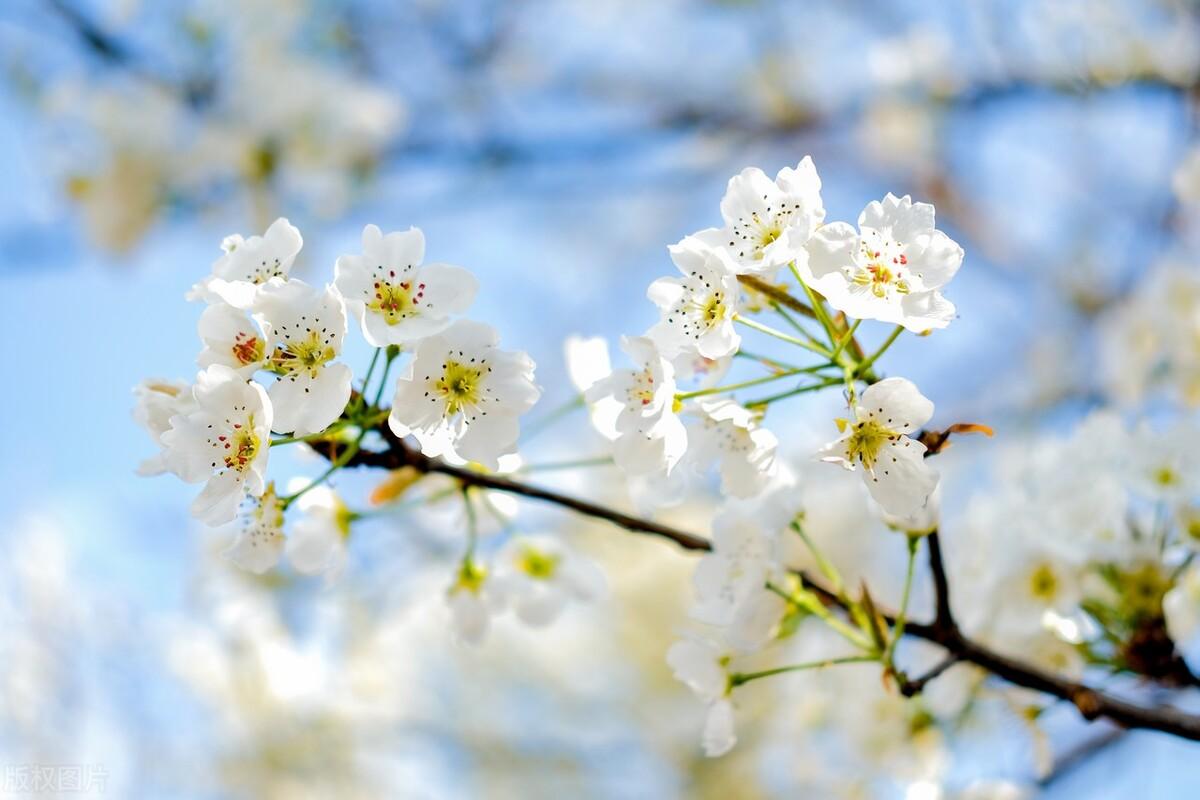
[{"left": 136, "top": 218, "right": 544, "bottom": 594}]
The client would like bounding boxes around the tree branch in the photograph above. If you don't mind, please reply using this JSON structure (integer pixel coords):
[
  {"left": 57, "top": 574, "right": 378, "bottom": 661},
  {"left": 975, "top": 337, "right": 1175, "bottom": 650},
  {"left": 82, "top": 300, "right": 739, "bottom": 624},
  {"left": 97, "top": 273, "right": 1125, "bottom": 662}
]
[{"left": 310, "top": 431, "right": 1200, "bottom": 742}]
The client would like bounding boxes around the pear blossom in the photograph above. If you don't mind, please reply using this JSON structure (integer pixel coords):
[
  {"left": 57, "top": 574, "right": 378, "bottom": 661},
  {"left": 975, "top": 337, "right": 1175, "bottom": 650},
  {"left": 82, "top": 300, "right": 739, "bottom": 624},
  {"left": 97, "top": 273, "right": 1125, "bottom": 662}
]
[
  {"left": 690, "top": 507, "right": 777, "bottom": 627},
  {"left": 692, "top": 157, "right": 825, "bottom": 277},
  {"left": 223, "top": 485, "right": 287, "bottom": 574},
  {"left": 585, "top": 336, "right": 687, "bottom": 477},
  {"left": 647, "top": 237, "right": 741, "bottom": 359},
  {"left": 254, "top": 279, "right": 353, "bottom": 436},
  {"left": 286, "top": 484, "right": 351, "bottom": 579},
  {"left": 389, "top": 320, "right": 540, "bottom": 470},
  {"left": 666, "top": 637, "right": 737, "bottom": 757},
  {"left": 197, "top": 302, "right": 268, "bottom": 376},
  {"left": 687, "top": 399, "right": 778, "bottom": 498},
  {"left": 335, "top": 224, "right": 478, "bottom": 346},
  {"left": 133, "top": 378, "right": 194, "bottom": 476},
  {"left": 564, "top": 335, "right": 621, "bottom": 440},
  {"left": 493, "top": 535, "right": 605, "bottom": 626},
  {"left": 160, "top": 365, "right": 273, "bottom": 525},
  {"left": 446, "top": 558, "right": 505, "bottom": 645},
  {"left": 1126, "top": 421, "right": 1200, "bottom": 504},
  {"left": 1164, "top": 564, "right": 1200, "bottom": 654},
  {"left": 803, "top": 193, "right": 963, "bottom": 332},
  {"left": 819, "top": 377, "right": 938, "bottom": 517},
  {"left": 188, "top": 218, "right": 303, "bottom": 308}
]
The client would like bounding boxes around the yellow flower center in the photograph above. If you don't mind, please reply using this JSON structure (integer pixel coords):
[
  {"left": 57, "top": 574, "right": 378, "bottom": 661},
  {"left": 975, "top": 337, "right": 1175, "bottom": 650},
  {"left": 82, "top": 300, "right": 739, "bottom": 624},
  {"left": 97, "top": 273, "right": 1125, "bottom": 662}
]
[
  {"left": 270, "top": 331, "right": 335, "bottom": 376},
  {"left": 231, "top": 331, "right": 264, "bottom": 366},
  {"left": 517, "top": 546, "right": 560, "bottom": 580},
  {"left": 1029, "top": 563, "right": 1059, "bottom": 602},
  {"left": 437, "top": 360, "right": 483, "bottom": 415},
  {"left": 840, "top": 418, "right": 895, "bottom": 469},
  {"left": 454, "top": 558, "right": 488, "bottom": 594},
  {"left": 220, "top": 422, "right": 261, "bottom": 473},
  {"left": 370, "top": 278, "right": 426, "bottom": 324}
]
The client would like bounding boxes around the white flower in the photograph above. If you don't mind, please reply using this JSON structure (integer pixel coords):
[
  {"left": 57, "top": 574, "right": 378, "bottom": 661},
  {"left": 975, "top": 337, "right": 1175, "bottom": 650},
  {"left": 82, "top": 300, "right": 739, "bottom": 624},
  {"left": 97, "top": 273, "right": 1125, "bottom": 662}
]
[
  {"left": 881, "top": 484, "right": 940, "bottom": 535},
  {"left": 803, "top": 193, "right": 963, "bottom": 332},
  {"left": 389, "top": 319, "right": 540, "bottom": 470},
  {"left": 254, "top": 279, "right": 353, "bottom": 436},
  {"left": 564, "top": 335, "right": 621, "bottom": 440},
  {"left": 493, "top": 535, "right": 605, "bottom": 627},
  {"left": 1127, "top": 421, "right": 1200, "bottom": 504},
  {"left": 690, "top": 507, "right": 776, "bottom": 628},
  {"left": 819, "top": 377, "right": 938, "bottom": 517},
  {"left": 585, "top": 336, "right": 687, "bottom": 477},
  {"left": 286, "top": 484, "right": 351, "bottom": 579},
  {"left": 188, "top": 218, "right": 303, "bottom": 308},
  {"left": 687, "top": 399, "right": 778, "bottom": 498},
  {"left": 223, "top": 485, "right": 286, "bottom": 574},
  {"left": 446, "top": 558, "right": 504, "bottom": 645},
  {"left": 666, "top": 638, "right": 737, "bottom": 757},
  {"left": 647, "top": 237, "right": 741, "bottom": 359},
  {"left": 1165, "top": 564, "right": 1200, "bottom": 652},
  {"left": 132, "top": 378, "right": 194, "bottom": 476},
  {"left": 692, "top": 157, "right": 825, "bottom": 277},
  {"left": 160, "top": 365, "right": 273, "bottom": 525},
  {"left": 335, "top": 224, "right": 478, "bottom": 346},
  {"left": 197, "top": 302, "right": 267, "bottom": 376}
]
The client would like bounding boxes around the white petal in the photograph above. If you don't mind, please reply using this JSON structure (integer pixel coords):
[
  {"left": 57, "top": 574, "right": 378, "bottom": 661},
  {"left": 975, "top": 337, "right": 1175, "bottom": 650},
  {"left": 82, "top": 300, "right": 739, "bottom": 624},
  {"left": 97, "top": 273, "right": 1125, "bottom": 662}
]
[{"left": 702, "top": 699, "right": 737, "bottom": 757}]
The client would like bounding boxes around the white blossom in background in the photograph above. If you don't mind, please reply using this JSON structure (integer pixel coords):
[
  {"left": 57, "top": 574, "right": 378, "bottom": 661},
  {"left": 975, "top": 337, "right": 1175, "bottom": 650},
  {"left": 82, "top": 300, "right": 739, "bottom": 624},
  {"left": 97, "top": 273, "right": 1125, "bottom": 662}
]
[
  {"left": 585, "top": 336, "right": 687, "bottom": 478},
  {"left": 188, "top": 218, "right": 303, "bottom": 308},
  {"left": 389, "top": 320, "right": 540, "bottom": 470},
  {"left": 1126, "top": 421, "right": 1200, "bottom": 504},
  {"left": 1164, "top": 564, "right": 1200, "bottom": 659},
  {"left": 197, "top": 302, "right": 268, "bottom": 376},
  {"left": 493, "top": 535, "right": 606, "bottom": 627},
  {"left": 1100, "top": 264, "right": 1200, "bottom": 407},
  {"left": 254, "top": 279, "right": 352, "bottom": 436},
  {"left": 223, "top": 485, "right": 287, "bottom": 574},
  {"left": 666, "top": 637, "right": 737, "bottom": 757},
  {"left": 335, "top": 224, "right": 478, "bottom": 346},
  {"left": 286, "top": 484, "right": 351, "bottom": 579},
  {"left": 647, "top": 237, "right": 741, "bottom": 359},
  {"left": 803, "top": 193, "right": 963, "bottom": 332},
  {"left": 446, "top": 558, "right": 505, "bottom": 645},
  {"left": 691, "top": 157, "right": 825, "bottom": 277},
  {"left": 160, "top": 365, "right": 273, "bottom": 525},
  {"left": 819, "top": 377, "right": 938, "bottom": 517},
  {"left": 132, "top": 378, "right": 194, "bottom": 476},
  {"left": 690, "top": 507, "right": 778, "bottom": 628},
  {"left": 564, "top": 335, "right": 621, "bottom": 440},
  {"left": 1173, "top": 145, "right": 1200, "bottom": 205},
  {"left": 686, "top": 399, "right": 778, "bottom": 498}
]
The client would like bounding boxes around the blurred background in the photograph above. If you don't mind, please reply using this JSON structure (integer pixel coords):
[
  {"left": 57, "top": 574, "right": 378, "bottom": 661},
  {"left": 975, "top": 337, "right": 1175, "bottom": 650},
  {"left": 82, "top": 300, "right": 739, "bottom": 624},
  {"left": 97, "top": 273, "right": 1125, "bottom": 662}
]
[{"left": 2, "top": 0, "right": 1200, "bottom": 797}]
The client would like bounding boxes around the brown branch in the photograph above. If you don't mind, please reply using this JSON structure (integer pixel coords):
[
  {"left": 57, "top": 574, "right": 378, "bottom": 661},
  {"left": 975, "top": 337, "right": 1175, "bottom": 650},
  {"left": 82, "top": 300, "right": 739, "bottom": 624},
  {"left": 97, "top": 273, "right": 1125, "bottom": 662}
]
[{"left": 310, "top": 433, "right": 1200, "bottom": 742}]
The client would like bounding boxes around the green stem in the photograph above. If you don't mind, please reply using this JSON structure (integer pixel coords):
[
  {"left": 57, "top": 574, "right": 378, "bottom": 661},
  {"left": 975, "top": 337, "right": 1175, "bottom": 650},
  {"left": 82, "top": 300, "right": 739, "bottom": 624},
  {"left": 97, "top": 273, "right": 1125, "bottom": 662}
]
[
  {"left": 829, "top": 319, "right": 862, "bottom": 363},
  {"left": 733, "top": 349, "right": 805, "bottom": 372},
  {"left": 358, "top": 348, "right": 382, "bottom": 408},
  {"left": 462, "top": 486, "right": 479, "bottom": 560},
  {"left": 789, "top": 520, "right": 844, "bottom": 597},
  {"left": 856, "top": 325, "right": 904, "bottom": 379},
  {"left": 730, "top": 655, "right": 876, "bottom": 687},
  {"left": 743, "top": 377, "right": 843, "bottom": 408},
  {"left": 735, "top": 316, "right": 832, "bottom": 358},
  {"left": 270, "top": 420, "right": 352, "bottom": 447},
  {"left": 371, "top": 348, "right": 399, "bottom": 410},
  {"left": 884, "top": 535, "right": 921, "bottom": 669},
  {"left": 772, "top": 302, "right": 827, "bottom": 348},
  {"left": 767, "top": 582, "right": 874, "bottom": 651},
  {"left": 789, "top": 261, "right": 840, "bottom": 349},
  {"left": 676, "top": 367, "right": 825, "bottom": 400}
]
